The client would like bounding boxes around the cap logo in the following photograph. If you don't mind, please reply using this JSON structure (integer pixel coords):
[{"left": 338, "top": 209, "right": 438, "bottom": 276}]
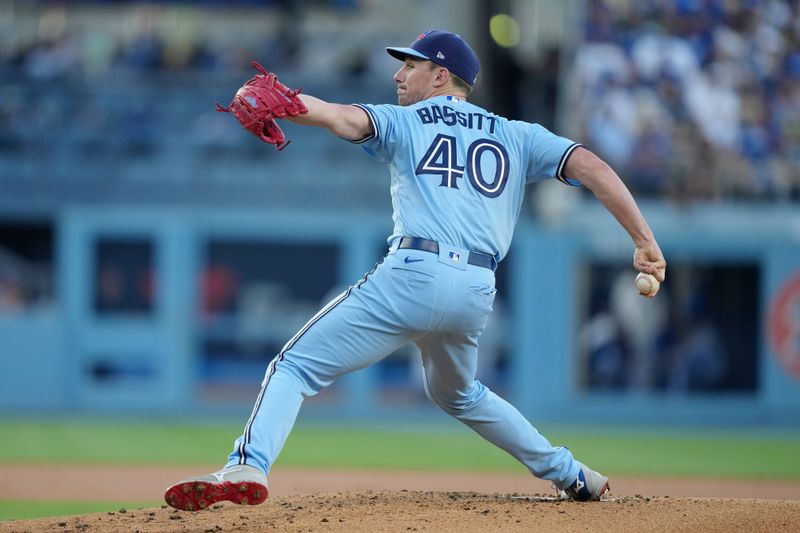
[
  {"left": 417, "top": 33, "right": 426, "bottom": 40},
  {"left": 436, "top": 51, "right": 445, "bottom": 60}
]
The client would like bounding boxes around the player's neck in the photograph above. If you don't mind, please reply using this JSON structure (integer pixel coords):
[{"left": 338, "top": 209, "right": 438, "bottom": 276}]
[{"left": 427, "top": 87, "right": 468, "bottom": 101}]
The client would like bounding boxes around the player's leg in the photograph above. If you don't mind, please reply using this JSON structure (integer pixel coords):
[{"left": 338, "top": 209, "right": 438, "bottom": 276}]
[
  {"left": 416, "top": 331, "right": 580, "bottom": 488},
  {"left": 415, "top": 261, "right": 609, "bottom": 501},
  {"left": 413, "top": 260, "right": 585, "bottom": 489},
  {"left": 227, "top": 294, "right": 404, "bottom": 472},
  {"left": 226, "top": 253, "right": 440, "bottom": 475},
  {"left": 165, "top": 258, "right": 421, "bottom": 511}
]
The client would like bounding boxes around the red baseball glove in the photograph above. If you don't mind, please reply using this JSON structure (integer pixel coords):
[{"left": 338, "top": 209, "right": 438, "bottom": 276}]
[{"left": 216, "top": 62, "right": 308, "bottom": 151}]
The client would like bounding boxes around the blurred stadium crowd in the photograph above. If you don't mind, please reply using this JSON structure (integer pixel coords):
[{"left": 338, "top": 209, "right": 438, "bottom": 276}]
[
  {"left": 0, "top": 1, "right": 364, "bottom": 78},
  {"left": 574, "top": 0, "right": 800, "bottom": 201},
  {"left": 0, "top": 1, "right": 401, "bottom": 217},
  {"left": 1, "top": 0, "right": 799, "bottom": 203}
]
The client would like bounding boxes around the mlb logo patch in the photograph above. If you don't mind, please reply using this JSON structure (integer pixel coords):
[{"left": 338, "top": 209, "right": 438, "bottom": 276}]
[{"left": 448, "top": 251, "right": 460, "bottom": 262}]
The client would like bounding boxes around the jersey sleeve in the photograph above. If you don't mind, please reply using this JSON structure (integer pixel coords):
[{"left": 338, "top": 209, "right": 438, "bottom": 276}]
[
  {"left": 525, "top": 124, "right": 583, "bottom": 186},
  {"left": 350, "top": 103, "right": 403, "bottom": 164}
]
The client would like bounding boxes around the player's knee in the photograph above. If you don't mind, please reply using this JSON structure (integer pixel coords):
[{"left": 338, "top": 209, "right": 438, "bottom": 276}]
[
  {"left": 425, "top": 381, "right": 485, "bottom": 415},
  {"left": 432, "top": 395, "right": 474, "bottom": 416},
  {"left": 432, "top": 397, "right": 466, "bottom": 415},
  {"left": 272, "top": 356, "right": 330, "bottom": 396}
]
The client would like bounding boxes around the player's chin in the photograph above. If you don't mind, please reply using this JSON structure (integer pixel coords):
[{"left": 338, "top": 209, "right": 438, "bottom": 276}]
[
  {"left": 397, "top": 95, "right": 417, "bottom": 107},
  {"left": 396, "top": 90, "right": 413, "bottom": 106}
]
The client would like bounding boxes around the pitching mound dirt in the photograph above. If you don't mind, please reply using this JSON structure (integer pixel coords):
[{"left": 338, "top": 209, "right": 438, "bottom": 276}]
[
  {"left": 3, "top": 465, "right": 800, "bottom": 532},
  {"left": 3, "top": 491, "right": 800, "bottom": 533}
]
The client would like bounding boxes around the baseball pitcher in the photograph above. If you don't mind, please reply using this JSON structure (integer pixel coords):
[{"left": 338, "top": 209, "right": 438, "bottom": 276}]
[{"left": 165, "top": 29, "right": 667, "bottom": 511}]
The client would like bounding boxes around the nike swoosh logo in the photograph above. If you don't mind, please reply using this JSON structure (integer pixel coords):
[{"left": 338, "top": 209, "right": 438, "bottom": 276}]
[
  {"left": 404, "top": 257, "right": 424, "bottom": 264},
  {"left": 212, "top": 467, "right": 245, "bottom": 481}
]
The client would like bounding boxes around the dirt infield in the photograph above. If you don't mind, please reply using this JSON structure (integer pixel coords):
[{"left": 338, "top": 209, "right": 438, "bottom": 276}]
[{"left": 2, "top": 464, "right": 800, "bottom": 532}]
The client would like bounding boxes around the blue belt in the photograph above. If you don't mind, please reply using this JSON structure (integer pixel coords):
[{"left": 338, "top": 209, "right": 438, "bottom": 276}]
[{"left": 398, "top": 237, "right": 497, "bottom": 271}]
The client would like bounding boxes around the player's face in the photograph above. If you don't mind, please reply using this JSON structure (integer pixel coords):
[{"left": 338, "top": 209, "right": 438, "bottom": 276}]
[{"left": 394, "top": 59, "right": 437, "bottom": 106}]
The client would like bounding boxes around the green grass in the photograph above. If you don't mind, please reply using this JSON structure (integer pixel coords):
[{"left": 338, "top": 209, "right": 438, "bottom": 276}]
[
  {"left": 0, "top": 500, "right": 158, "bottom": 521},
  {"left": 0, "top": 419, "right": 238, "bottom": 465},
  {"left": 542, "top": 427, "right": 800, "bottom": 480},
  {"left": 0, "top": 418, "right": 798, "bottom": 480},
  {"left": 282, "top": 425, "right": 800, "bottom": 480},
  {"left": 1, "top": 419, "right": 798, "bottom": 522}
]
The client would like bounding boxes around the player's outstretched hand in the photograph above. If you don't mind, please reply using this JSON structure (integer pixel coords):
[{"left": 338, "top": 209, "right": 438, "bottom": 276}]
[
  {"left": 215, "top": 61, "right": 308, "bottom": 150},
  {"left": 633, "top": 241, "right": 666, "bottom": 283}
]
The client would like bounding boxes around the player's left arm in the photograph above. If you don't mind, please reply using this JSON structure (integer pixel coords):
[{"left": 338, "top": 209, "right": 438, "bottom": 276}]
[
  {"left": 564, "top": 147, "right": 666, "bottom": 282},
  {"left": 287, "top": 94, "right": 373, "bottom": 141}
]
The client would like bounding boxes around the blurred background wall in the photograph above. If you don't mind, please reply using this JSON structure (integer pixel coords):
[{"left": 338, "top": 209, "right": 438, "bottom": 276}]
[{"left": 0, "top": 0, "right": 798, "bottom": 425}]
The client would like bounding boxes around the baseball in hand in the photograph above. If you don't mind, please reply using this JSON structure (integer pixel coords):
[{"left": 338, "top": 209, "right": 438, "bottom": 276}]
[{"left": 635, "top": 272, "right": 660, "bottom": 296}]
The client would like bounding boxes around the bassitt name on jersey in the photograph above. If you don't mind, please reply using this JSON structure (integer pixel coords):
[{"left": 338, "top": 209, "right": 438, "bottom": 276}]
[{"left": 416, "top": 104, "right": 498, "bottom": 134}]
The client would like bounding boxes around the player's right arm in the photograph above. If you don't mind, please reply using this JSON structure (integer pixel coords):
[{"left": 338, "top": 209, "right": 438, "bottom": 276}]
[
  {"left": 288, "top": 94, "right": 373, "bottom": 141},
  {"left": 564, "top": 147, "right": 666, "bottom": 283}
]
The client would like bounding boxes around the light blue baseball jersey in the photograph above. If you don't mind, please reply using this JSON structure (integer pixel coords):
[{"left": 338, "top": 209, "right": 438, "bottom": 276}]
[
  {"left": 225, "top": 95, "right": 586, "bottom": 494},
  {"left": 354, "top": 95, "right": 581, "bottom": 261}
]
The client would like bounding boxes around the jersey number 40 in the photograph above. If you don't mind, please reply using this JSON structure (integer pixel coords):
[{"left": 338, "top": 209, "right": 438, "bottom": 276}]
[{"left": 415, "top": 133, "right": 510, "bottom": 198}]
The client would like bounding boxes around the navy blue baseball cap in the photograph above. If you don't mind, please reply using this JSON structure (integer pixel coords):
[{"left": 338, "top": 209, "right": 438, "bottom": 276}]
[{"left": 386, "top": 29, "right": 480, "bottom": 86}]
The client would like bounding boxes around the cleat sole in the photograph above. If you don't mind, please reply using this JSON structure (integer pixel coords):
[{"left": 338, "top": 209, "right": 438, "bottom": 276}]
[{"left": 164, "top": 480, "right": 268, "bottom": 512}]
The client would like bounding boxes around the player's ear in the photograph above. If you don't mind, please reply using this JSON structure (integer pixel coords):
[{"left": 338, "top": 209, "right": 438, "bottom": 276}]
[{"left": 432, "top": 67, "right": 450, "bottom": 88}]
